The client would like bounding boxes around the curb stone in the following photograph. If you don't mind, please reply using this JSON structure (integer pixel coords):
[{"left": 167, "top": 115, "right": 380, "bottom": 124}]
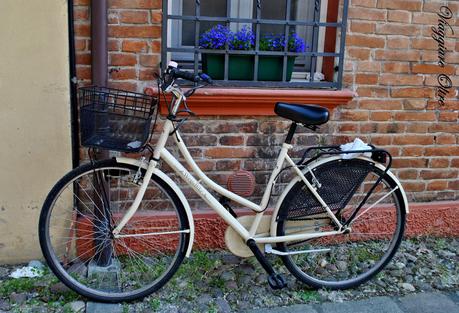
[
  {"left": 244, "top": 304, "right": 318, "bottom": 313},
  {"left": 86, "top": 302, "right": 122, "bottom": 313},
  {"left": 397, "top": 292, "right": 459, "bottom": 313},
  {"left": 244, "top": 292, "right": 459, "bottom": 313},
  {"left": 320, "top": 296, "right": 403, "bottom": 313},
  {"left": 447, "top": 291, "right": 459, "bottom": 305}
]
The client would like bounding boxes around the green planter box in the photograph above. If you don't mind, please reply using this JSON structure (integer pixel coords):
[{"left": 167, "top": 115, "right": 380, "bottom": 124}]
[
  {"left": 202, "top": 54, "right": 254, "bottom": 80},
  {"left": 258, "top": 56, "right": 296, "bottom": 81},
  {"left": 202, "top": 53, "right": 296, "bottom": 82}
]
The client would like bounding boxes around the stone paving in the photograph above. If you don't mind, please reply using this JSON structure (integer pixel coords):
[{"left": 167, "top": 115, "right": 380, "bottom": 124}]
[{"left": 0, "top": 237, "right": 457, "bottom": 312}]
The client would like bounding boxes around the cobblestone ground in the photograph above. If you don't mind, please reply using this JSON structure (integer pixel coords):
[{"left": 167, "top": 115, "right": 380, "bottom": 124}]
[{"left": 0, "top": 237, "right": 457, "bottom": 313}]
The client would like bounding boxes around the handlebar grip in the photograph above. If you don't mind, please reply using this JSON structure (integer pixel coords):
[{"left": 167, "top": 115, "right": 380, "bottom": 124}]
[
  {"left": 171, "top": 68, "right": 200, "bottom": 82},
  {"left": 200, "top": 73, "right": 213, "bottom": 84}
]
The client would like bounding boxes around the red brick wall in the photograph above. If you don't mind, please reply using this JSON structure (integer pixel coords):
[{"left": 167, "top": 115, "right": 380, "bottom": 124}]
[
  {"left": 74, "top": 0, "right": 162, "bottom": 91},
  {"left": 74, "top": 0, "right": 459, "bottom": 208},
  {"left": 341, "top": 0, "right": 459, "bottom": 202}
]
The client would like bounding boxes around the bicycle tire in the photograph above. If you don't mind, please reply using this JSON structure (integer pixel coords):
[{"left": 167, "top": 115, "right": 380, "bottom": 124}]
[
  {"left": 275, "top": 157, "right": 406, "bottom": 290},
  {"left": 39, "top": 159, "right": 190, "bottom": 302}
]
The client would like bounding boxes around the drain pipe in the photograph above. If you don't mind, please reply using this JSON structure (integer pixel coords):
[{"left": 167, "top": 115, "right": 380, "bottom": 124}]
[
  {"left": 91, "top": 0, "right": 112, "bottom": 267},
  {"left": 68, "top": 0, "right": 79, "bottom": 169},
  {"left": 91, "top": 0, "right": 109, "bottom": 161},
  {"left": 91, "top": 0, "right": 108, "bottom": 87},
  {"left": 67, "top": 0, "right": 108, "bottom": 169}
]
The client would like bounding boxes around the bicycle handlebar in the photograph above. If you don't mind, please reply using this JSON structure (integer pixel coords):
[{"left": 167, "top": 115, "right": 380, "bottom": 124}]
[
  {"left": 170, "top": 68, "right": 213, "bottom": 84},
  {"left": 163, "top": 60, "right": 213, "bottom": 86},
  {"left": 170, "top": 68, "right": 201, "bottom": 83}
]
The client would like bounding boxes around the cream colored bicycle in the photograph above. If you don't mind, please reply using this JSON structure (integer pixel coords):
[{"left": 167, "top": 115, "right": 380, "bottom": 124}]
[{"left": 39, "top": 62, "right": 408, "bottom": 302}]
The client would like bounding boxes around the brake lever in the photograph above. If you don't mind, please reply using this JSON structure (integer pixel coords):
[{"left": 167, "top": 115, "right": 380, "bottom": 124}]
[
  {"left": 177, "top": 98, "right": 195, "bottom": 116},
  {"left": 184, "top": 81, "right": 210, "bottom": 97},
  {"left": 176, "top": 108, "right": 195, "bottom": 116},
  {"left": 184, "top": 83, "right": 198, "bottom": 97}
]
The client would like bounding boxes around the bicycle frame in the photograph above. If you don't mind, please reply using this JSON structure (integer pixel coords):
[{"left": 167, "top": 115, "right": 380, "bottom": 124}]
[{"left": 112, "top": 85, "right": 345, "bottom": 247}]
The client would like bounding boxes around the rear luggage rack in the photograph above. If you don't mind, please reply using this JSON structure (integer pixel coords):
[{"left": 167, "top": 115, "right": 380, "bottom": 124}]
[{"left": 297, "top": 144, "right": 392, "bottom": 169}]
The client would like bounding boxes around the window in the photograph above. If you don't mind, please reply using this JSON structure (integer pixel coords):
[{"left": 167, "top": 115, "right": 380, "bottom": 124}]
[{"left": 162, "top": 0, "right": 349, "bottom": 88}]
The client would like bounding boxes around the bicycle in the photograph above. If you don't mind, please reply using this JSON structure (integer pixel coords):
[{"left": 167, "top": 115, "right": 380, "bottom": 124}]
[{"left": 38, "top": 62, "right": 408, "bottom": 302}]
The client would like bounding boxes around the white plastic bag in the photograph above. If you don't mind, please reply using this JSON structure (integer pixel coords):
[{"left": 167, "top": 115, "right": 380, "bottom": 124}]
[
  {"left": 9, "top": 260, "right": 44, "bottom": 278},
  {"left": 340, "top": 138, "right": 372, "bottom": 160},
  {"left": 127, "top": 140, "right": 142, "bottom": 149}
]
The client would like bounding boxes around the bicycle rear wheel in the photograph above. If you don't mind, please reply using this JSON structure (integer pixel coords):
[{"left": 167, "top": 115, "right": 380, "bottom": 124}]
[
  {"left": 39, "top": 159, "right": 190, "bottom": 302},
  {"left": 276, "top": 157, "right": 406, "bottom": 289}
]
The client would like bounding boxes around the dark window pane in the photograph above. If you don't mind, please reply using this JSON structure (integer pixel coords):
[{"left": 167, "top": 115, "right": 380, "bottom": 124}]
[
  {"left": 182, "top": 0, "right": 194, "bottom": 15},
  {"left": 182, "top": 0, "right": 227, "bottom": 46},
  {"left": 181, "top": 22, "right": 193, "bottom": 46},
  {"left": 257, "top": 0, "right": 285, "bottom": 35},
  {"left": 259, "top": 24, "right": 284, "bottom": 36},
  {"left": 260, "top": 0, "right": 286, "bottom": 20},
  {"left": 201, "top": 0, "right": 227, "bottom": 16}
]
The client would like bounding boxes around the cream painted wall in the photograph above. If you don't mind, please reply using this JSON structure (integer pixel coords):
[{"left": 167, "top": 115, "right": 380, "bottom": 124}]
[{"left": 0, "top": 0, "right": 72, "bottom": 263}]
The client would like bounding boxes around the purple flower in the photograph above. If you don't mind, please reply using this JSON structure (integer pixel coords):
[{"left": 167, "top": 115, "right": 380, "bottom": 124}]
[
  {"left": 229, "top": 26, "right": 255, "bottom": 50},
  {"left": 199, "top": 24, "right": 255, "bottom": 51},
  {"left": 288, "top": 33, "right": 307, "bottom": 53},
  {"left": 199, "top": 24, "right": 307, "bottom": 53},
  {"left": 199, "top": 25, "right": 232, "bottom": 50},
  {"left": 259, "top": 33, "right": 308, "bottom": 53}
]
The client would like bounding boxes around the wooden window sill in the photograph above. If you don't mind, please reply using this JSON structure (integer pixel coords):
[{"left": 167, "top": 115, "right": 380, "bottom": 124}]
[{"left": 145, "top": 87, "right": 355, "bottom": 116}]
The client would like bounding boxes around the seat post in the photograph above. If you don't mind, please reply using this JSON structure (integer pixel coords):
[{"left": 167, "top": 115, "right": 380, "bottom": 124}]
[{"left": 285, "top": 123, "right": 297, "bottom": 144}]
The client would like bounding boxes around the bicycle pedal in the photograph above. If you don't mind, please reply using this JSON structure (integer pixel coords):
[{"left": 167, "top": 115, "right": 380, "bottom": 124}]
[{"left": 267, "top": 273, "right": 287, "bottom": 290}]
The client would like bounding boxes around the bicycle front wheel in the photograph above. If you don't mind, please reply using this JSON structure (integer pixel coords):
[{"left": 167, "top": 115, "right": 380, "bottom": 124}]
[
  {"left": 39, "top": 159, "right": 190, "bottom": 302},
  {"left": 276, "top": 157, "right": 406, "bottom": 290}
]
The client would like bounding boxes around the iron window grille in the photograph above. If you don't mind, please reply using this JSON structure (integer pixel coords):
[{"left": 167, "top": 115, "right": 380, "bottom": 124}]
[{"left": 162, "top": 0, "right": 349, "bottom": 89}]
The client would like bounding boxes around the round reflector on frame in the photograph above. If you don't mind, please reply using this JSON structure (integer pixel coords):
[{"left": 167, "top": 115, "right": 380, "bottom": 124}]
[{"left": 227, "top": 170, "right": 255, "bottom": 197}]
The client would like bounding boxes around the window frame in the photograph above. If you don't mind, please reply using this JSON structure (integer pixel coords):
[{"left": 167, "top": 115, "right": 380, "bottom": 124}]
[{"left": 161, "top": 0, "right": 349, "bottom": 89}]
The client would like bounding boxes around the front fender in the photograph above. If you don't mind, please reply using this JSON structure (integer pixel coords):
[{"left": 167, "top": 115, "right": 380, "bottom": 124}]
[
  {"left": 116, "top": 157, "right": 195, "bottom": 257},
  {"left": 270, "top": 155, "right": 409, "bottom": 237}
]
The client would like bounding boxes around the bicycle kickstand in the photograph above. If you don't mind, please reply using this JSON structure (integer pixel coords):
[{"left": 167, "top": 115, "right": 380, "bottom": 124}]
[{"left": 246, "top": 239, "right": 287, "bottom": 290}]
